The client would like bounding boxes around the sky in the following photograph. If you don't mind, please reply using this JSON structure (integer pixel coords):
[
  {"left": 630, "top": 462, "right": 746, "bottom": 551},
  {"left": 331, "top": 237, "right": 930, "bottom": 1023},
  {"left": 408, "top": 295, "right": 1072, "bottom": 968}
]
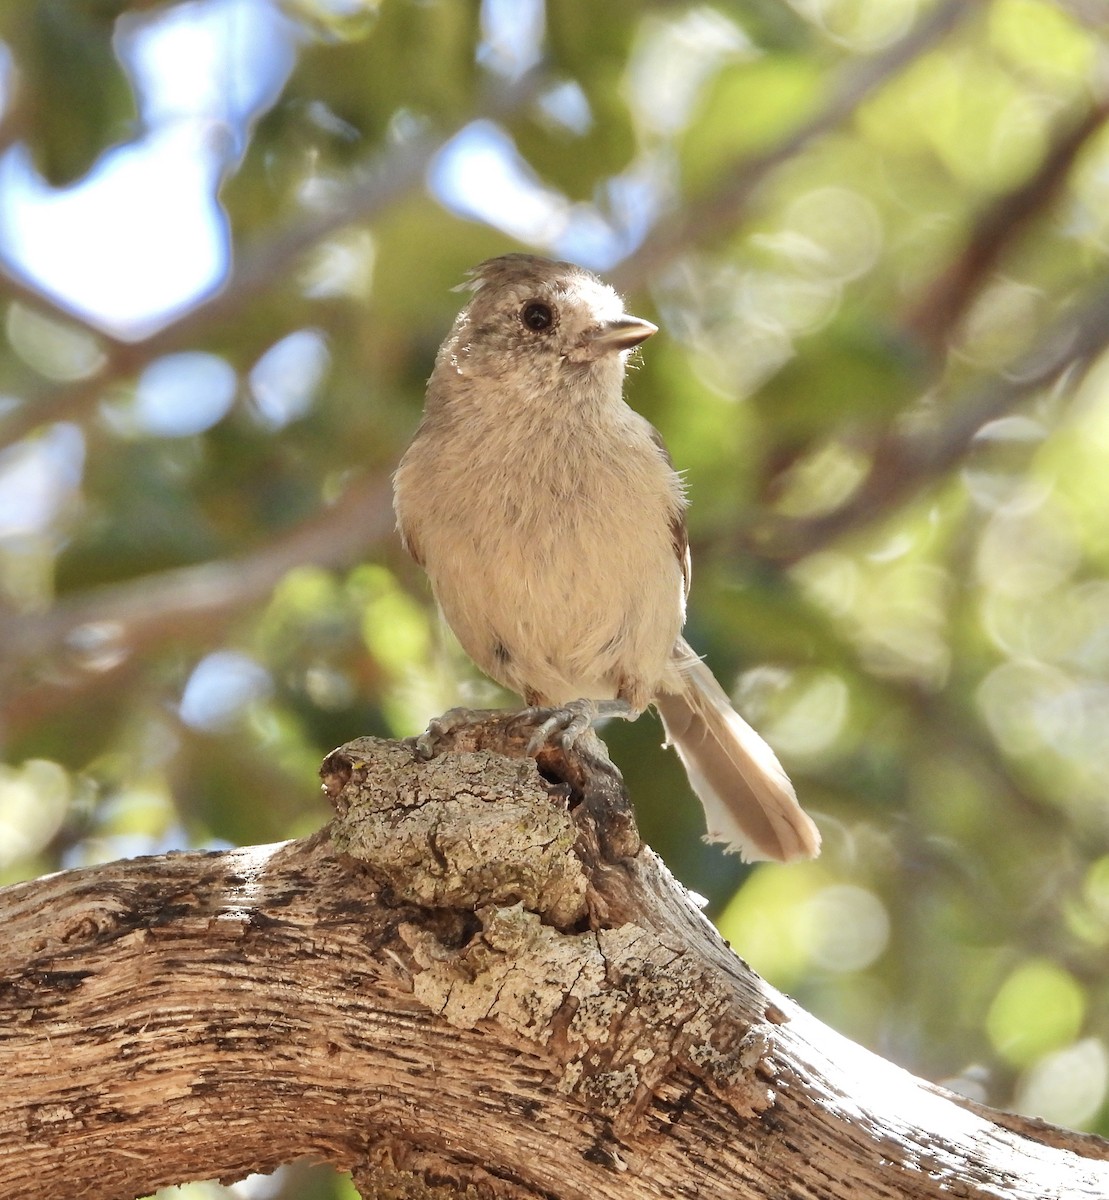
[{"left": 0, "top": 0, "right": 297, "bottom": 340}]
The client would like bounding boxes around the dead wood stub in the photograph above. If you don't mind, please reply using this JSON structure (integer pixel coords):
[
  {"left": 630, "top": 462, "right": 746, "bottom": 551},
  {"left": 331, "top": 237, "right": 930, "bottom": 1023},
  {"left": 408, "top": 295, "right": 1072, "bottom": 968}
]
[{"left": 322, "top": 728, "right": 778, "bottom": 1129}]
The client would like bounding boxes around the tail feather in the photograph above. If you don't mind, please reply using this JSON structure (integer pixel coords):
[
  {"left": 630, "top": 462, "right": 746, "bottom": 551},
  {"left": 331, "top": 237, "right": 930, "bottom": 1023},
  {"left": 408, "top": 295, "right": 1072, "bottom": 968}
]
[{"left": 655, "top": 643, "right": 820, "bottom": 862}]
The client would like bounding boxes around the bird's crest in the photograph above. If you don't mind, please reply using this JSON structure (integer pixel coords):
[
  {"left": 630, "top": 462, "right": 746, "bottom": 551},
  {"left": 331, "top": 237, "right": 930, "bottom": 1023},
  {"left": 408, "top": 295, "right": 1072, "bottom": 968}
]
[{"left": 453, "top": 253, "right": 583, "bottom": 295}]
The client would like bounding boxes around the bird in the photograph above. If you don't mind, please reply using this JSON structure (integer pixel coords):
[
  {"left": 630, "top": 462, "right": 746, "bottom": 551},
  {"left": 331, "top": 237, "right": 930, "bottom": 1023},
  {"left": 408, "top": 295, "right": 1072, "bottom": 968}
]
[{"left": 392, "top": 253, "right": 820, "bottom": 862}]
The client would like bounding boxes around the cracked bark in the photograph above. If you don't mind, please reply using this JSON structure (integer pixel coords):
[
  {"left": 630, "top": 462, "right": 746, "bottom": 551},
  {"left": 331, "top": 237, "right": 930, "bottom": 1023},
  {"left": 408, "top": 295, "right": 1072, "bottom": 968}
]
[{"left": 1, "top": 715, "right": 1107, "bottom": 1199}]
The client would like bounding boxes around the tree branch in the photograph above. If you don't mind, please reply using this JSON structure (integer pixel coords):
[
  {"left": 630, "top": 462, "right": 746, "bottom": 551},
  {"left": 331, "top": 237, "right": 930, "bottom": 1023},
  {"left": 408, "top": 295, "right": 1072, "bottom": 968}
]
[
  {"left": 903, "top": 99, "right": 1109, "bottom": 354},
  {"left": 612, "top": 0, "right": 973, "bottom": 294},
  {"left": 0, "top": 472, "right": 393, "bottom": 730},
  {"left": 748, "top": 274, "right": 1109, "bottom": 562},
  {"left": 1, "top": 719, "right": 1106, "bottom": 1199}
]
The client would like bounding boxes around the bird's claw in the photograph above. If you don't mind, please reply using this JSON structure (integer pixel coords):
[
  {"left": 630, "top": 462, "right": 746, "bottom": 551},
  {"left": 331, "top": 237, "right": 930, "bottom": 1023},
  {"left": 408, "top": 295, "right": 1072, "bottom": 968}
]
[
  {"left": 416, "top": 706, "right": 489, "bottom": 759},
  {"left": 417, "top": 699, "right": 637, "bottom": 760},
  {"left": 521, "top": 700, "right": 600, "bottom": 756}
]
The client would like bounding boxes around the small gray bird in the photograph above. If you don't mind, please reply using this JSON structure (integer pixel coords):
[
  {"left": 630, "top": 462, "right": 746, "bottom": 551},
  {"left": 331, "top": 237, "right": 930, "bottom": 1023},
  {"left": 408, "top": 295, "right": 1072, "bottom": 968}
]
[{"left": 393, "top": 254, "right": 820, "bottom": 862}]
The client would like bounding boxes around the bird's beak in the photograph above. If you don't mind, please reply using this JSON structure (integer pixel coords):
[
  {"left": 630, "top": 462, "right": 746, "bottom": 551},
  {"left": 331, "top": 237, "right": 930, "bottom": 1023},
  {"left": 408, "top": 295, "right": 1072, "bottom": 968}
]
[{"left": 576, "top": 314, "right": 658, "bottom": 360}]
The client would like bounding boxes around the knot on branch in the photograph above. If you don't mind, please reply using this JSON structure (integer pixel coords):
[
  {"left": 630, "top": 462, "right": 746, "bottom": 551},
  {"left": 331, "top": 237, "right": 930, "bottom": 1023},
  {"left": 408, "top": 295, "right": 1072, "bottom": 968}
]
[
  {"left": 319, "top": 724, "right": 775, "bottom": 1127},
  {"left": 321, "top": 730, "right": 598, "bottom": 929}
]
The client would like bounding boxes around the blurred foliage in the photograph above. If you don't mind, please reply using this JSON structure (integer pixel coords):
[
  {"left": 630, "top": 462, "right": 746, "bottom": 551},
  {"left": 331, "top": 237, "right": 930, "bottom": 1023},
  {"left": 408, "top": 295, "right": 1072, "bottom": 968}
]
[{"left": 2, "top": 1, "right": 1109, "bottom": 1193}]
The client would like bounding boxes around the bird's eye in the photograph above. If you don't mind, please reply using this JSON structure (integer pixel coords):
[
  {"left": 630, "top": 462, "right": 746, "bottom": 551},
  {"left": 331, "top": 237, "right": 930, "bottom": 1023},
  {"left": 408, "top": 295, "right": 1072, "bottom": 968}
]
[{"left": 521, "top": 301, "right": 555, "bottom": 332}]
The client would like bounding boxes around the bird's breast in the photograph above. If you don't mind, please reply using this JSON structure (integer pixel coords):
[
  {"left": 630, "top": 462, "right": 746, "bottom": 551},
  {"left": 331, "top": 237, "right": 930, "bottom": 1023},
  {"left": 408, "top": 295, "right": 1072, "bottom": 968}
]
[{"left": 396, "top": 402, "right": 686, "bottom": 701}]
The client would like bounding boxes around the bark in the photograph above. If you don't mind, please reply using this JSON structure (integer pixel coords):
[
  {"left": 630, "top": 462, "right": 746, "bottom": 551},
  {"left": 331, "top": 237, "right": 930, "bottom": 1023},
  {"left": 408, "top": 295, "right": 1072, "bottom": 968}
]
[{"left": 0, "top": 715, "right": 1106, "bottom": 1200}]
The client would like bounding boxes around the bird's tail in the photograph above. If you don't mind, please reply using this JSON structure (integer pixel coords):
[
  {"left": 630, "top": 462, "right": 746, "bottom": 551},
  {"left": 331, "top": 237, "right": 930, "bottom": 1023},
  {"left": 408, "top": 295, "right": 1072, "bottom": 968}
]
[{"left": 655, "top": 640, "right": 820, "bottom": 862}]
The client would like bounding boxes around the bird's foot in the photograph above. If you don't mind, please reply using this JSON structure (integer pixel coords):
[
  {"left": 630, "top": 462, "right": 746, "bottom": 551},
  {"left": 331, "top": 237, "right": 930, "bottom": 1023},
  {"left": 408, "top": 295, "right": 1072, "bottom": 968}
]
[
  {"left": 415, "top": 706, "right": 499, "bottom": 759},
  {"left": 416, "top": 699, "right": 638, "bottom": 761},
  {"left": 520, "top": 698, "right": 637, "bottom": 756}
]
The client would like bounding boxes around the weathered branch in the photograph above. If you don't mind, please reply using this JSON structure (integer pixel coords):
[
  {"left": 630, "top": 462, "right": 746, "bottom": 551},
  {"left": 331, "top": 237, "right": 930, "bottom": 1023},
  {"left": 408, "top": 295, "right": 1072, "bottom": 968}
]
[{"left": 1, "top": 717, "right": 1106, "bottom": 1199}]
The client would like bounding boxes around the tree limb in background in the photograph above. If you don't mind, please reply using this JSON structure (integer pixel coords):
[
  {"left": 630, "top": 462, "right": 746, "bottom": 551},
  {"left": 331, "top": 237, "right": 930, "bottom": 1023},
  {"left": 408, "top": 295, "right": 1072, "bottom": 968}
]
[
  {"left": 748, "top": 275, "right": 1109, "bottom": 563},
  {"left": 0, "top": 725, "right": 1105, "bottom": 1199},
  {"left": 0, "top": 472, "right": 393, "bottom": 731},
  {"left": 904, "top": 99, "right": 1109, "bottom": 354},
  {"left": 614, "top": 0, "right": 971, "bottom": 294}
]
